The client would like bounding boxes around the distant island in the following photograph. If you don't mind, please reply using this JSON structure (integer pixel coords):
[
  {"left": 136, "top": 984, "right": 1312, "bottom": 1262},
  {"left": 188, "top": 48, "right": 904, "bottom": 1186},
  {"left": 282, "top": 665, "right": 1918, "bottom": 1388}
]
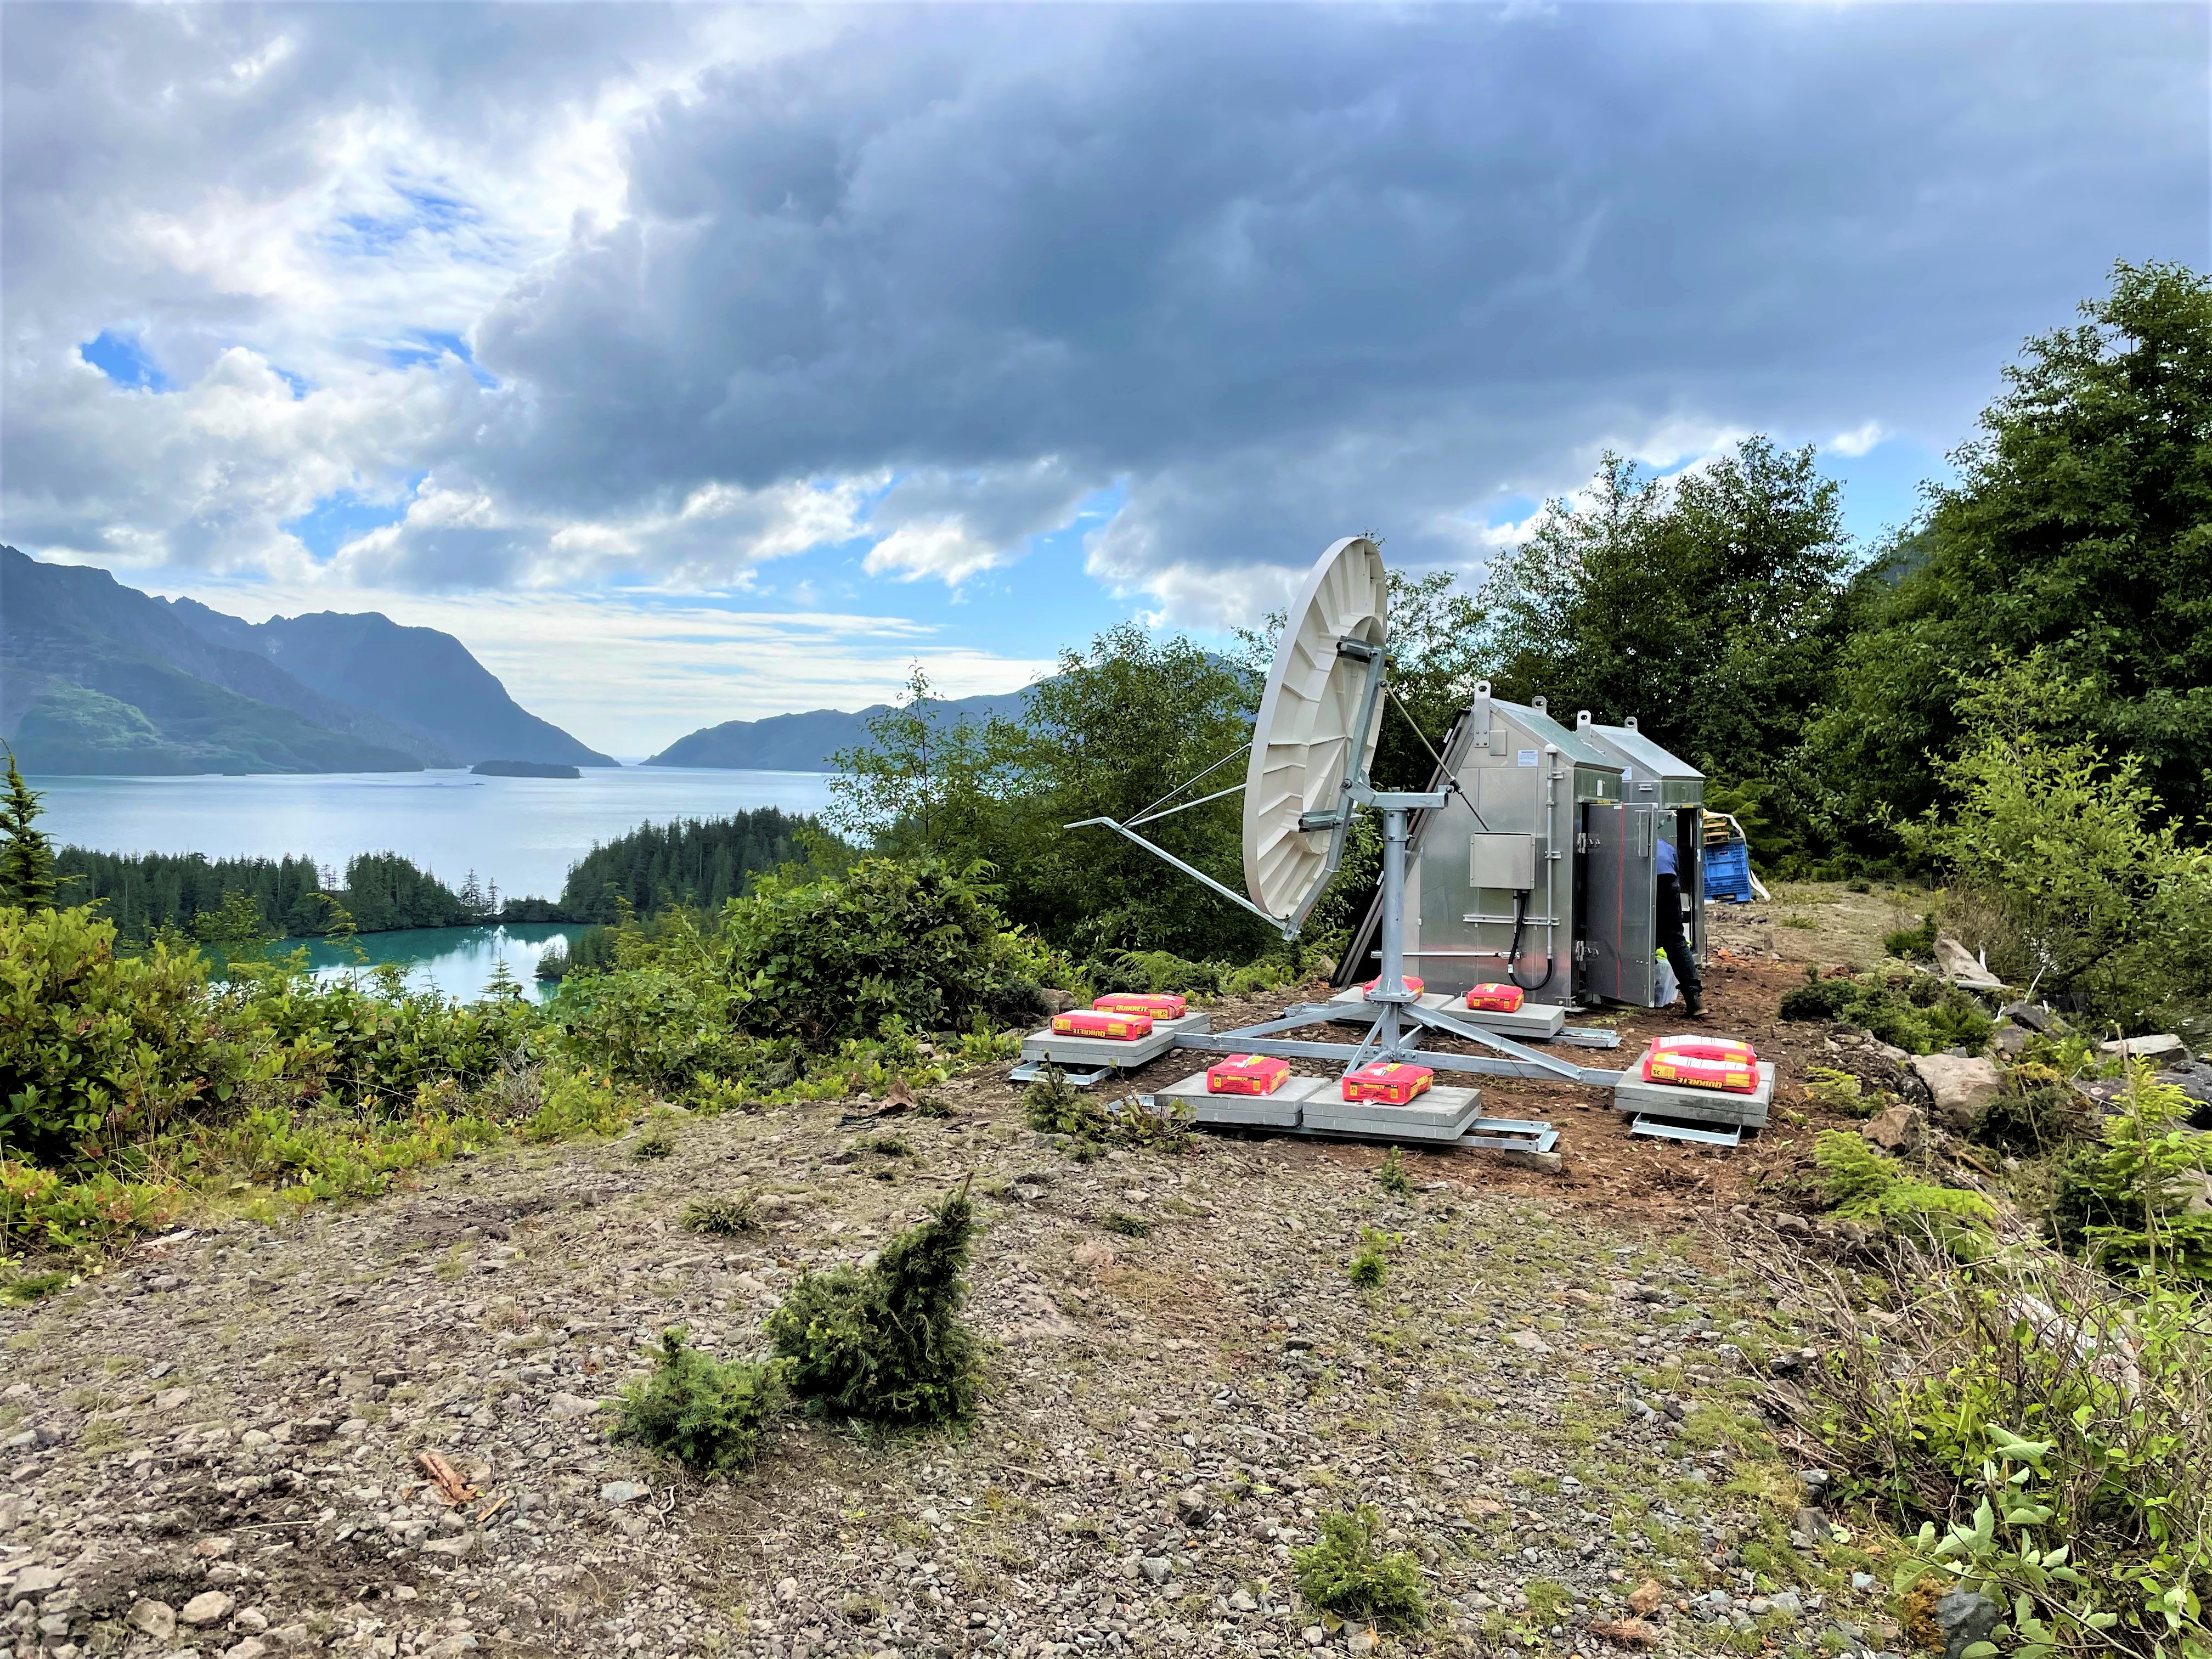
[
  {"left": 472, "top": 759, "right": 582, "bottom": 779},
  {"left": 645, "top": 685, "right": 1037, "bottom": 770}
]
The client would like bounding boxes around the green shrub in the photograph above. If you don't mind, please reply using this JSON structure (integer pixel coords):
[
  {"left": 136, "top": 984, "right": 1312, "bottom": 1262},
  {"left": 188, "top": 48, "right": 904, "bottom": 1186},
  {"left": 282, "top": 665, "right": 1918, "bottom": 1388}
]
[
  {"left": 1813, "top": 1132, "right": 1995, "bottom": 1259},
  {"left": 633, "top": 1111, "right": 678, "bottom": 1160},
  {"left": 246, "top": 966, "right": 541, "bottom": 1115},
  {"left": 1884, "top": 913, "right": 1938, "bottom": 961},
  {"left": 1101, "top": 1211, "right": 1152, "bottom": 1238},
  {"left": 1803, "top": 1067, "right": 1879, "bottom": 1118},
  {"left": 1971, "top": 1084, "right": 2093, "bottom": 1156},
  {"left": 765, "top": 1181, "right": 981, "bottom": 1425},
  {"left": 1024, "top": 1064, "right": 1107, "bottom": 1139},
  {"left": 1290, "top": 1505, "right": 1429, "bottom": 1630},
  {"left": 1098, "top": 950, "right": 1224, "bottom": 997},
  {"left": 681, "top": 1193, "right": 760, "bottom": 1235},
  {"left": 1347, "top": 1226, "right": 1393, "bottom": 1287},
  {"left": 1900, "top": 654, "right": 2212, "bottom": 1036},
  {"left": 518, "top": 1070, "right": 634, "bottom": 1143},
  {"left": 549, "top": 957, "right": 743, "bottom": 1092},
  {"left": 1796, "top": 1241, "right": 2212, "bottom": 1659},
  {"left": 1776, "top": 967, "right": 1992, "bottom": 1056},
  {"left": 611, "top": 1328, "right": 787, "bottom": 1473},
  {"left": 2047, "top": 1068, "right": 2212, "bottom": 1281},
  {"left": 727, "top": 857, "right": 1034, "bottom": 1046},
  {"left": 1, "top": 1159, "right": 184, "bottom": 1250},
  {"left": 1375, "top": 1146, "right": 1413, "bottom": 1199},
  {"left": 0, "top": 904, "right": 255, "bottom": 1164}
]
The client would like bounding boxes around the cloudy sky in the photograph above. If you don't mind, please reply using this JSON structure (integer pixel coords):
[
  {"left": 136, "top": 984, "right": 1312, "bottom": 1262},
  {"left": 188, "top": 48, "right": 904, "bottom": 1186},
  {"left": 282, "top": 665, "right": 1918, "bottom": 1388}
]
[{"left": 3, "top": 3, "right": 2203, "bottom": 757}]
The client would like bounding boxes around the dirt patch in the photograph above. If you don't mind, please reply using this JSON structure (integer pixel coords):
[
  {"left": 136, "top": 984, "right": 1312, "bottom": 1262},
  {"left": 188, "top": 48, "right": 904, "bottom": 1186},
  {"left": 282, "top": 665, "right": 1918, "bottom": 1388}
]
[{"left": 2, "top": 953, "right": 1904, "bottom": 1659}]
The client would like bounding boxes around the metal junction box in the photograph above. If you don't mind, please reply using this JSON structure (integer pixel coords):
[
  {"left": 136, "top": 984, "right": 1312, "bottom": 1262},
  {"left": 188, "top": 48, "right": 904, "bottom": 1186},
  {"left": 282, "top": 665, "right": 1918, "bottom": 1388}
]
[{"left": 1345, "top": 691, "right": 1707, "bottom": 1011}]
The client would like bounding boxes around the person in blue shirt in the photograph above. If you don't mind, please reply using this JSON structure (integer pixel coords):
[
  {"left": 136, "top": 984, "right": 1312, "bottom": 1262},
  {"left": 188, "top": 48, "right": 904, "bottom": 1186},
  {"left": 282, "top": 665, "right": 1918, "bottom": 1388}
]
[{"left": 1656, "top": 831, "right": 1703, "bottom": 1018}]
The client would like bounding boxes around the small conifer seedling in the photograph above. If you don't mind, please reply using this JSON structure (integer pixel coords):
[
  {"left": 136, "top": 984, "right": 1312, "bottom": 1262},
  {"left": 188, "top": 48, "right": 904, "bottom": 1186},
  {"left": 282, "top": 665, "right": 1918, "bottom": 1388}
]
[
  {"left": 611, "top": 1328, "right": 787, "bottom": 1474},
  {"left": 1346, "top": 1226, "right": 1392, "bottom": 1288},
  {"left": 681, "top": 1192, "right": 760, "bottom": 1235},
  {"left": 1290, "top": 1505, "right": 1429, "bottom": 1630},
  {"left": 1375, "top": 1146, "right": 1413, "bottom": 1200},
  {"left": 765, "top": 1177, "right": 981, "bottom": 1425}
]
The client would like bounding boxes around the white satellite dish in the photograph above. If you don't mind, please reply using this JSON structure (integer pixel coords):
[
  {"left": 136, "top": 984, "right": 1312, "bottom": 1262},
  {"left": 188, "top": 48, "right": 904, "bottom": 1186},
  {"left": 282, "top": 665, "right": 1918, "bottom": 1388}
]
[{"left": 1242, "top": 536, "right": 1389, "bottom": 922}]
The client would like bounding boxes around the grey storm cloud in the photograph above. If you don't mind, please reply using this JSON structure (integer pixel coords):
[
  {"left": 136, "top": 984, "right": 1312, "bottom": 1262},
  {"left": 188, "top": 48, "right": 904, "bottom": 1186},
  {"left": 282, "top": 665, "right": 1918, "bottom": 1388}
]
[
  {"left": 3, "top": 3, "right": 2205, "bottom": 606},
  {"left": 461, "top": 3, "right": 2208, "bottom": 582}
]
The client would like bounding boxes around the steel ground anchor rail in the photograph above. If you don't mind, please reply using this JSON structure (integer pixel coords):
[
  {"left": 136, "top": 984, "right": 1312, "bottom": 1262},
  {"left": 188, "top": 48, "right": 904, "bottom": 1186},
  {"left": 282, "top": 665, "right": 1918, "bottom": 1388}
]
[
  {"left": 1008, "top": 1059, "right": 1119, "bottom": 1090},
  {"left": 1629, "top": 1115, "right": 1743, "bottom": 1148},
  {"left": 1555, "top": 1025, "right": 1624, "bottom": 1049}
]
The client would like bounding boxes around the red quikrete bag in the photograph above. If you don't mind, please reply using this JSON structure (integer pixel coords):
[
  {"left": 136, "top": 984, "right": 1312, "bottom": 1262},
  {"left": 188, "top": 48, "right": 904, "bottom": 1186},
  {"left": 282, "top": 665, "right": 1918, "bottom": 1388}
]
[
  {"left": 1093, "top": 992, "right": 1187, "bottom": 1020},
  {"left": 1464, "top": 983, "right": 1525, "bottom": 1013},
  {"left": 1341, "top": 1062, "right": 1435, "bottom": 1104},
  {"left": 1206, "top": 1054, "right": 1291, "bottom": 1096},
  {"left": 1358, "top": 975, "right": 1426, "bottom": 1000},
  {"left": 1052, "top": 1009, "right": 1155, "bottom": 1041},
  {"left": 1638, "top": 1035, "right": 1759, "bottom": 1093}
]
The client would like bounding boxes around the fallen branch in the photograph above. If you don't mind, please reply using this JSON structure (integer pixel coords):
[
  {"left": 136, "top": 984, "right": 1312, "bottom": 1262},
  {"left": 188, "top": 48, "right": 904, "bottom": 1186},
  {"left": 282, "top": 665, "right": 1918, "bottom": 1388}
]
[{"left": 418, "top": 1450, "right": 477, "bottom": 1507}]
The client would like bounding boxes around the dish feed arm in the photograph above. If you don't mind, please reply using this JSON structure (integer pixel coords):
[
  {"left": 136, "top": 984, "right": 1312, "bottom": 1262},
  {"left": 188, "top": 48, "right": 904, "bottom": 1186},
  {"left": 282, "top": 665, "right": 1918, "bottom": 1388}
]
[{"left": 1062, "top": 813, "right": 1302, "bottom": 940}]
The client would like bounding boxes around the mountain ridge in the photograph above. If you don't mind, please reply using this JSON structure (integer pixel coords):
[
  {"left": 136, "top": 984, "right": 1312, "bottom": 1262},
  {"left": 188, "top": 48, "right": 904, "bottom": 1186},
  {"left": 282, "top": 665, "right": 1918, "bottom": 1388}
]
[{"left": 0, "top": 546, "right": 612, "bottom": 776}]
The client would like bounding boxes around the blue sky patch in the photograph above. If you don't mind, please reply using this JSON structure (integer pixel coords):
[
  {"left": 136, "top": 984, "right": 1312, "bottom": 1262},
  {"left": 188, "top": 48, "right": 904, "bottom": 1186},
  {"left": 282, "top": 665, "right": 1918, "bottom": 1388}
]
[
  {"left": 79, "top": 329, "right": 171, "bottom": 391},
  {"left": 386, "top": 330, "right": 498, "bottom": 388},
  {"left": 281, "top": 475, "right": 426, "bottom": 560}
]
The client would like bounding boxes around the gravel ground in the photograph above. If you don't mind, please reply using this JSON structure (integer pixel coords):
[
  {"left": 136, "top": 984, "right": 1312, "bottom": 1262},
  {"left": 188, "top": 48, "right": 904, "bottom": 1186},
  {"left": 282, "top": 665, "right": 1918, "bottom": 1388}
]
[{"left": 2, "top": 960, "right": 1908, "bottom": 1659}]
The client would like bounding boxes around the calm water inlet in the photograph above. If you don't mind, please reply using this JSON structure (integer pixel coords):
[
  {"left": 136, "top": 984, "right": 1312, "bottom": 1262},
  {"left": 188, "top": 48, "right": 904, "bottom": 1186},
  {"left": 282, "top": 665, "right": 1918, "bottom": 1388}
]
[{"left": 297, "top": 923, "right": 578, "bottom": 1004}]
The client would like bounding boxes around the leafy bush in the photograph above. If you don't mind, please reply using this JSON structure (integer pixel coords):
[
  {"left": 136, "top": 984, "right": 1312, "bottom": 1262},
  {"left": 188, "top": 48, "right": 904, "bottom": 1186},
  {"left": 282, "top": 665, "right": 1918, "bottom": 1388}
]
[
  {"left": 728, "top": 857, "right": 1032, "bottom": 1046},
  {"left": 2047, "top": 1068, "right": 2212, "bottom": 1281},
  {"left": 247, "top": 966, "right": 541, "bottom": 1115},
  {"left": 0, "top": 904, "right": 255, "bottom": 1164},
  {"left": 1902, "top": 653, "right": 2212, "bottom": 1036},
  {"left": 1778, "top": 967, "right": 1992, "bottom": 1056},
  {"left": 1, "top": 1158, "right": 184, "bottom": 1250},
  {"left": 517, "top": 1070, "right": 635, "bottom": 1143},
  {"left": 611, "top": 1328, "right": 788, "bottom": 1474},
  {"left": 1814, "top": 1132, "right": 1995, "bottom": 1259},
  {"left": 681, "top": 1193, "right": 760, "bottom": 1235},
  {"left": 765, "top": 1181, "right": 981, "bottom": 1425},
  {"left": 1101, "top": 1211, "right": 1152, "bottom": 1238},
  {"left": 548, "top": 953, "right": 743, "bottom": 1092},
  {"left": 1785, "top": 1239, "right": 2212, "bottom": 1659},
  {"left": 1290, "top": 1505, "right": 1429, "bottom": 1630}
]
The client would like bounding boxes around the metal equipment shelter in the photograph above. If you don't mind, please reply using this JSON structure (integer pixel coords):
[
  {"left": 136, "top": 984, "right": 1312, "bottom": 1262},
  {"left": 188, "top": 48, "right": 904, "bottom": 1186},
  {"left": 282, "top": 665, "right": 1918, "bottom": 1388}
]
[{"left": 1341, "top": 687, "right": 1707, "bottom": 1012}]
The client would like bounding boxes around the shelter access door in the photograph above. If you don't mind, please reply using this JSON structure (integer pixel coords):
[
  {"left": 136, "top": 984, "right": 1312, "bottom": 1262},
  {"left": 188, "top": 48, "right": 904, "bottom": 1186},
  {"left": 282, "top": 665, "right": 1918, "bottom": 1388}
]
[{"left": 1581, "top": 802, "right": 1657, "bottom": 1006}]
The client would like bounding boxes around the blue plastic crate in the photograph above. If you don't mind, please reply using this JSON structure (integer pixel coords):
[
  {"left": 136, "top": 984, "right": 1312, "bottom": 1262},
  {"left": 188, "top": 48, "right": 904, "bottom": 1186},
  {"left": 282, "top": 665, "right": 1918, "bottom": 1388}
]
[{"left": 1705, "top": 840, "right": 1756, "bottom": 904}]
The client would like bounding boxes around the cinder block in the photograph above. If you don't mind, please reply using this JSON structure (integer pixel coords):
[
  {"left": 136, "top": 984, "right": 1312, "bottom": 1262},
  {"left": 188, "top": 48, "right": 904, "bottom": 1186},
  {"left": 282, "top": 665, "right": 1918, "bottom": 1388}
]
[
  {"left": 1611, "top": 1061, "right": 1774, "bottom": 1127},
  {"left": 1151, "top": 1070, "right": 1325, "bottom": 1129},
  {"left": 1020, "top": 1011, "right": 1212, "bottom": 1069},
  {"left": 1302, "top": 1084, "right": 1485, "bottom": 1141}
]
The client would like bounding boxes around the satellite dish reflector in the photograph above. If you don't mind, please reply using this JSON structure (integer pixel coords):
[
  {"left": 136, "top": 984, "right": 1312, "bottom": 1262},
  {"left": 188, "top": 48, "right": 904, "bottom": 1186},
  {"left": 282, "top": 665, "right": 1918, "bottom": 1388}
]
[{"left": 1243, "top": 536, "right": 1387, "bottom": 920}]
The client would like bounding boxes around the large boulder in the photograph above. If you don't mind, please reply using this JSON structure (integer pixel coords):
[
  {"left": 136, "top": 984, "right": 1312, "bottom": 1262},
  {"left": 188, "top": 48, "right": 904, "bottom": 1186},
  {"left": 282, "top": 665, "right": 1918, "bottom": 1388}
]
[
  {"left": 1910, "top": 1053, "right": 2002, "bottom": 1132},
  {"left": 2098, "top": 1033, "right": 2187, "bottom": 1063},
  {"left": 1861, "top": 1104, "right": 1927, "bottom": 1154},
  {"left": 1934, "top": 936, "right": 2005, "bottom": 990}
]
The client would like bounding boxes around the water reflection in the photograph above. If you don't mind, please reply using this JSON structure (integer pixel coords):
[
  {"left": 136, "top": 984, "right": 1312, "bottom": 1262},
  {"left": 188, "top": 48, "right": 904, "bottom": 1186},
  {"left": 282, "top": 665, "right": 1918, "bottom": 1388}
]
[{"left": 296, "top": 923, "right": 577, "bottom": 1004}]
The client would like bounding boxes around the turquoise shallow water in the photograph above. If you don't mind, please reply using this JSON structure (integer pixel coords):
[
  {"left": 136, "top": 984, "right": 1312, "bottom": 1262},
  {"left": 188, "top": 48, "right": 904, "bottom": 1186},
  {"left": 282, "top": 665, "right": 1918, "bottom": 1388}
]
[
  {"left": 31, "top": 766, "right": 839, "bottom": 1003},
  {"left": 295, "top": 923, "right": 580, "bottom": 1005},
  {"left": 28, "top": 766, "right": 838, "bottom": 903}
]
